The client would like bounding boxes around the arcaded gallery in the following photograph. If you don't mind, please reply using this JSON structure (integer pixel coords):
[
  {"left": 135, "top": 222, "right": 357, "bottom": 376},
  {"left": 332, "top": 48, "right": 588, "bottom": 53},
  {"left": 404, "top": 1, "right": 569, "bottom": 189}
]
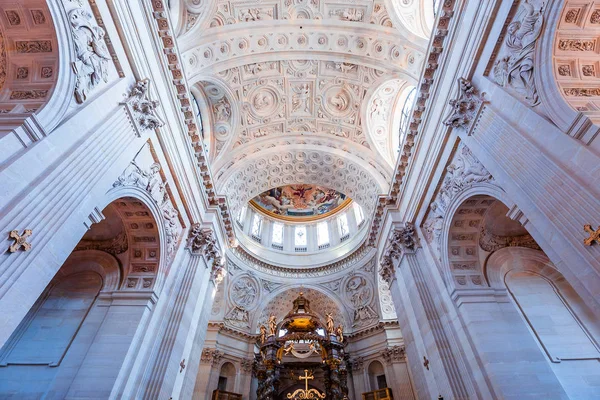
[{"left": 0, "top": 0, "right": 599, "bottom": 399}]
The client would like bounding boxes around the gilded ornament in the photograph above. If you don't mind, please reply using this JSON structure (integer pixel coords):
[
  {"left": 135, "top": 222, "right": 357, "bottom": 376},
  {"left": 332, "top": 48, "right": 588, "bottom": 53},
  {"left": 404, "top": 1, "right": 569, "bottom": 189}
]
[{"left": 8, "top": 229, "right": 32, "bottom": 253}]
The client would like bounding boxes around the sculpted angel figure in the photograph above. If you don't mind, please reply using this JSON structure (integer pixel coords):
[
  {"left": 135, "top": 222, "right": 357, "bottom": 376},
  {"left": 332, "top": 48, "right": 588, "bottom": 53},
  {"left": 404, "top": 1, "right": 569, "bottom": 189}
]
[
  {"left": 493, "top": 0, "right": 543, "bottom": 105},
  {"left": 259, "top": 325, "right": 267, "bottom": 344},
  {"left": 268, "top": 315, "right": 277, "bottom": 336},
  {"left": 325, "top": 312, "right": 335, "bottom": 334},
  {"left": 335, "top": 325, "right": 344, "bottom": 343},
  {"left": 69, "top": 8, "right": 111, "bottom": 103}
]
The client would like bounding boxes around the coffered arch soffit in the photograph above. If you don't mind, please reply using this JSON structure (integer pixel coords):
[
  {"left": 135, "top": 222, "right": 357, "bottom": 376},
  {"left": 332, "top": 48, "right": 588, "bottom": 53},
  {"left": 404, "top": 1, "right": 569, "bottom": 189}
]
[
  {"left": 192, "top": 58, "right": 417, "bottom": 163},
  {"left": 175, "top": 0, "right": 431, "bottom": 46},
  {"left": 217, "top": 143, "right": 389, "bottom": 218}
]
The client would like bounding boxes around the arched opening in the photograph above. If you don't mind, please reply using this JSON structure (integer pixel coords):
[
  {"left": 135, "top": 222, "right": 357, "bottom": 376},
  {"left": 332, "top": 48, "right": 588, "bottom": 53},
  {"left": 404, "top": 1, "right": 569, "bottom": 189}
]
[
  {"left": 444, "top": 193, "right": 600, "bottom": 397},
  {"left": 487, "top": 248, "right": 600, "bottom": 399},
  {"left": 367, "top": 360, "right": 387, "bottom": 391},
  {"left": 0, "top": 196, "right": 161, "bottom": 398},
  {"left": 218, "top": 362, "right": 237, "bottom": 392}
]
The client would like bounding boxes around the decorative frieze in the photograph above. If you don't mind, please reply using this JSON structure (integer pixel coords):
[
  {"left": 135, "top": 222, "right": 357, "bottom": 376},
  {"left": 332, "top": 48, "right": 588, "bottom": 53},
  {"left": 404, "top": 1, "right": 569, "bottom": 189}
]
[
  {"left": 558, "top": 39, "right": 595, "bottom": 52},
  {"left": 75, "top": 230, "right": 128, "bottom": 256},
  {"left": 10, "top": 90, "right": 48, "bottom": 100},
  {"left": 563, "top": 88, "right": 600, "bottom": 97},
  {"left": 15, "top": 40, "right": 51, "bottom": 54}
]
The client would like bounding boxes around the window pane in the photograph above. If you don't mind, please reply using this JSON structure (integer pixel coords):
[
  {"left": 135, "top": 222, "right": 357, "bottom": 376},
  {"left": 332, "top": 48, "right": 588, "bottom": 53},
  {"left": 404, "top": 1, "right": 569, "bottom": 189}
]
[
  {"left": 353, "top": 203, "right": 364, "bottom": 225},
  {"left": 238, "top": 205, "right": 247, "bottom": 223},
  {"left": 295, "top": 226, "right": 307, "bottom": 246},
  {"left": 272, "top": 223, "right": 283, "bottom": 245},
  {"left": 251, "top": 214, "right": 262, "bottom": 237},
  {"left": 399, "top": 87, "right": 416, "bottom": 140},
  {"left": 317, "top": 222, "right": 329, "bottom": 246},
  {"left": 338, "top": 214, "right": 349, "bottom": 237}
]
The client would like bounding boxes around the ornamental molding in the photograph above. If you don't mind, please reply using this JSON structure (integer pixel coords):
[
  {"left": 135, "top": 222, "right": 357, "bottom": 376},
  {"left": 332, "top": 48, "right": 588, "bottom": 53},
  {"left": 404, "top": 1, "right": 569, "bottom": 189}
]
[
  {"left": 112, "top": 160, "right": 181, "bottom": 260},
  {"left": 120, "top": 79, "right": 164, "bottom": 135},
  {"left": 443, "top": 78, "right": 486, "bottom": 134},
  {"left": 479, "top": 226, "right": 540, "bottom": 253},
  {"left": 229, "top": 242, "right": 373, "bottom": 278},
  {"left": 200, "top": 348, "right": 224, "bottom": 366},
  {"left": 346, "top": 320, "right": 399, "bottom": 340},
  {"left": 368, "top": 0, "right": 459, "bottom": 246},
  {"left": 75, "top": 230, "right": 128, "bottom": 256},
  {"left": 187, "top": 224, "right": 222, "bottom": 262},
  {"left": 149, "top": 0, "right": 234, "bottom": 245},
  {"left": 422, "top": 142, "right": 495, "bottom": 253},
  {"left": 381, "top": 345, "right": 406, "bottom": 364},
  {"left": 379, "top": 223, "right": 419, "bottom": 284}
]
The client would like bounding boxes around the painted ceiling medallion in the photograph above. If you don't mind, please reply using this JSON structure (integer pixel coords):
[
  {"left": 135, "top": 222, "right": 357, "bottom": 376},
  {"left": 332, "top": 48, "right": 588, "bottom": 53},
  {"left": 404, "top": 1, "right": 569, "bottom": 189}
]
[{"left": 250, "top": 184, "right": 350, "bottom": 220}]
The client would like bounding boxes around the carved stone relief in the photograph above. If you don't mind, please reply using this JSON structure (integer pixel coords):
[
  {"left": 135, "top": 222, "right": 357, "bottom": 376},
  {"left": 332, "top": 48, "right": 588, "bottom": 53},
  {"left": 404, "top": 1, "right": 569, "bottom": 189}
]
[
  {"left": 121, "top": 79, "right": 164, "bottom": 133},
  {"left": 443, "top": 78, "right": 486, "bottom": 134},
  {"left": 491, "top": 0, "right": 545, "bottom": 106},
  {"left": 69, "top": 7, "right": 112, "bottom": 103},
  {"left": 422, "top": 142, "right": 494, "bottom": 253},
  {"left": 341, "top": 273, "right": 379, "bottom": 328},
  {"left": 113, "top": 158, "right": 182, "bottom": 261},
  {"left": 381, "top": 345, "right": 406, "bottom": 364}
]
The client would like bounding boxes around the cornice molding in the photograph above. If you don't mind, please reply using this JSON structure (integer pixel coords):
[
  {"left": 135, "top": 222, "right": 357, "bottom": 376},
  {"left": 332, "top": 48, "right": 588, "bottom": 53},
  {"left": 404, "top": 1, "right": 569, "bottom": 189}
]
[
  {"left": 149, "top": 0, "right": 235, "bottom": 245},
  {"left": 368, "top": 0, "right": 459, "bottom": 247}
]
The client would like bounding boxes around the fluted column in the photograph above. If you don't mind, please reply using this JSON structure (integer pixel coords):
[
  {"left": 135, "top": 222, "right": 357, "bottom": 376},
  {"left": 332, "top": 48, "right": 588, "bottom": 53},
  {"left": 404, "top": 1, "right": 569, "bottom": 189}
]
[{"left": 381, "top": 224, "right": 478, "bottom": 400}]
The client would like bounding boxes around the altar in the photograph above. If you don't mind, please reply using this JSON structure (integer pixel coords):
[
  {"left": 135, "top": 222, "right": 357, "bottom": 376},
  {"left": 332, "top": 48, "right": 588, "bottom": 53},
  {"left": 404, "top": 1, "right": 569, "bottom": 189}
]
[{"left": 254, "top": 292, "right": 348, "bottom": 400}]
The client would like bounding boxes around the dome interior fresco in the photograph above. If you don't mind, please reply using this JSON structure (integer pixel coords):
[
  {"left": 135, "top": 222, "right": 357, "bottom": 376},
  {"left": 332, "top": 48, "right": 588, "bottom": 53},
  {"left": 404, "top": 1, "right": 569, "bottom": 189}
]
[{"left": 251, "top": 184, "right": 349, "bottom": 220}]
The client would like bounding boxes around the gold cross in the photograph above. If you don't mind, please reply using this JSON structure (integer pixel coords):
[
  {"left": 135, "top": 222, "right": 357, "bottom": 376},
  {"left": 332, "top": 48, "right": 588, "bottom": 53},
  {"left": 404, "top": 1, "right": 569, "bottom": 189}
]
[
  {"left": 299, "top": 369, "right": 314, "bottom": 391},
  {"left": 584, "top": 224, "right": 600, "bottom": 246},
  {"left": 8, "top": 229, "right": 32, "bottom": 253}
]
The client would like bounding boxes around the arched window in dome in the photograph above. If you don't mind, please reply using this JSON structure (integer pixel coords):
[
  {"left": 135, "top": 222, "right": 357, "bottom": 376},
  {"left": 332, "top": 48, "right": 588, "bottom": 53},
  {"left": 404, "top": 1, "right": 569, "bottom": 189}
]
[
  {"left": 237, "top": 204, "right": 247, "bottom": 227},
  {"left": 295, "top": 226, "right": 307, "bottom": 247},
  {"left": 338, "top": 214, "right": 349, "bottom": 241},
  {"left": 399, "top": 86, "right": 417, "bottom": 145},
  {"left": 272, "top": 222, "right": 283, "bottom": 246},
  {"left": 353, "top": 203, "right": 364, "bottom": 227},
  {"left": 317, "top": 222, "right": 329, "bottom": 248},
  {"left": 251, "top": 214, "right": 262, "bottom": 241}
]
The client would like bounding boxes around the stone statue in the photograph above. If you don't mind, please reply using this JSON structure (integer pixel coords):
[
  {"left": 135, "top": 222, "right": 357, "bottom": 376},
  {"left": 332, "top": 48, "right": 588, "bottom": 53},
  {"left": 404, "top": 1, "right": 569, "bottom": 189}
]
[
  {"left": 259, "top": 325, "right": 267, "bottom": 344},
  {"left": 325, "top": 312, "right": 334, "bottom": 334},
  {"left": 268, "top": 315, "right": 277, "bottom": 336},
  {"left": 69, "top": 8, "right": 111, "bottom": 103},
  {"left": 335, "top": 325, "right": 344, "bottom": 343}
]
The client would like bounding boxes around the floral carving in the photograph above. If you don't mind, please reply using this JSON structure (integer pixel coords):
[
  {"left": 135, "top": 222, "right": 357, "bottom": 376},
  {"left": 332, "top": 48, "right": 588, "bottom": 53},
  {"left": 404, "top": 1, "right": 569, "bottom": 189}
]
[
  {"left": 121, "top": 79, "right": 164, "bottom": 132},
  {"left": 564, "top": 9, "right": 580, "bottom": 23},
  {"left": 557, "top": 65, "right": 571, "bottom": 76},
  {"left": 493, "top": 0, "right": 544, "bottom": 106},
  {"left": 558, "top": 39, "right": 595, "bottom": 51},
  {"left": 31, "top": 10, "right": 46, "bottom": 24},
  {"left": 563, "top": 88, "right": 600, "bottom": 97},
  {"left": 479, "top": 226, "right": 540, "bottom": 252},
  {"left": 443, "top": 78, "right": 485, "bottom": 132},
  {"left": 201, "top": 348, "right": 223, "bottom": 366},
  {"left": 591, "top": 10, "right": 600, "bottom": 24},
  {"left": 381, "top": 345, "right": 406, "bottom": 364},
  {"left": 10, "top": 90, "right": 48, "bottom": 100},
  {"left": 75, "top": 230, "right": 128, "bottom": 255},
  {"left": 69, "top": 8, "right": 111, "bottom": 103},
  {"left": 5, "top": 11, "right": 21, "bottom": 26},
  {"left": 379, "top": 224, "right": 416, "bottom": 284},
  {"left": 15, "top": 41, "right": 52, "bottom": 53}
]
